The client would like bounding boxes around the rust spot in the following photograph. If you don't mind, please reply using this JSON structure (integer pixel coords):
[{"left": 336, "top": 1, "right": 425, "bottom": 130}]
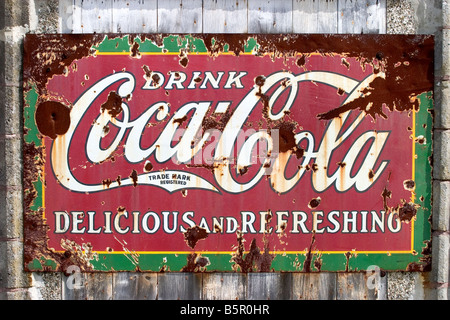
[
  {"left": 381, "top": 187, "right": 392, "bottom": 213},
  {"left": 296, "top": 54, "right": 306, "bottom": 68},
  {"left": 276, "top": 122, "right": 295, "bottom": 152},
  {"left": 101, "top": 91, "right": 123, "bottom": 118},
  {"left": 308, "top": 197, "right": 321, "bottom": 209},
  {"left": 337, "top": 87, "right": 345, "bottom": 96},
  {"left": 406, "top": 240, "right": 431, "bottom": 271},
  {"left": 303, "top": 232, "right": 318, "bottom": 272},
  {"left": 179, "top": 50, "right": 189, "bottom": 68},
  {"left": 130, "top": 41, "right": 140, "bottom": 58},
  {"left": 398, "top": 202, "right": 417, "bottom": 222},
  {"left": 129, "top": 169, "right": 138, "bottom": 187},
  {"left": 184, "top": 225, "right": 208, "bottom": 249},
  {"left": 144, "top": 160, "right": 153, "bottom": 172},
  {"left": 239, "top": 166, "right": 248, "bottom": 176},
  {"left": 152, "top": 73, "right": 161, "bottom": 86},
  {"left": 376, "top": 52, "right": 384, "bottom": 61},
  {"left": 102, "top": 178, "right": 112, "bottom": 188},
  {"left": 314, "top": 254, "right": 323, "bottom": 272},
  {"left": 368, "top": 169, "right": 375, "bottom": 180},
  {"left": 185, "top": 163, "right": 216, "bottom": 174},
  {"left": 255, "top": 75, "right": 266, "bottom": 87},
  {"left": 415, "top": 135, "right": 426, "bottom": 144},
  {"left": 344, "top": 251, "right": 354, "bottom": 272},
  {"left": 102, "top": 125, "right": 110, "bottom": 136},
  {"left": 231, "top": 234, "right": 274, "bottom": 272},
  {"left": 35, "top": 101, "right": 71, "bottom": 139},
  {"left": 341, "top": 58, "right": 350, "bottom": 69},
  {"left": 173, "top": 115, "right": 188, "bottom": 126},
  {"left": 181, "top": 253, "right": 210, "bottom": 272},
  {"left": 403, "top": 179, "right": 415, "bottom": 191},
  {"left": 214, "top": 223, "right": 222, "bottom": 233},
  {"left": 142, "top": 64, "right": 152, "bottom": 78},
  {"left": 201, "top": 108, "right": 234, "bottom": 132}
]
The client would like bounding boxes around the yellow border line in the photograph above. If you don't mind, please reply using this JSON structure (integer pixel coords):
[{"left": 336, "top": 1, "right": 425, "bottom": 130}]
[
  {"left": 45, "top": 52, "right": 417, "bottom": 257},
  {"left": 95, "top": 50, "right": 250, "bottom": 56},
  {"left": 410, "top": 107, "right": 416, "bottom": 252},
  {"left": 56, "top": 250, "right": 413, "bottom": 255}
]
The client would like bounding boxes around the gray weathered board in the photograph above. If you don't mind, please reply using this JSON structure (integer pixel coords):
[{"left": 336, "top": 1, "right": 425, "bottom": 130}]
[
  {"left": 59, "top": 0, "right": 386, "bottom": 34},
  {"left": 49, "top": 0, "right": 395, "bottom": 300}
]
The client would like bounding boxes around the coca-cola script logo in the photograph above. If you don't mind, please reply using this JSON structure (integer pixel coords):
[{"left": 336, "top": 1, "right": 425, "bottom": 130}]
[{"left": 45, "top": 64, "right": 388, "bottom": 195}]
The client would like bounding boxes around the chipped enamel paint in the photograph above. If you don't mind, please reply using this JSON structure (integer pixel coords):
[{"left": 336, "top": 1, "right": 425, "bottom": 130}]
[{"left": 23, "top": 34, "right": 433, "bottom": 272}]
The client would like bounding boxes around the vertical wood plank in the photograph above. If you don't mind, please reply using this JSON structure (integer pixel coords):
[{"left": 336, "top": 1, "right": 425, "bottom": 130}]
[
  {"left": 112, "top": 0, "right": 158, "bottom": 33},
  {"left": 62, "top": 273, "right": 87, "bottom": 300},
  {"left": 62, "top": 272, "right": 113, "bottom": 300},
  {"left": 58, "top": 0, "right": 75, "bottom": 33},
  {"left": 337, "top": 273, "right": 380, "bottom": 300},
  {"left": 248, "top": 0, "right": 293, "bottom": 33},
  {"left": 86, "top": 273, "right": 113, "bottom": 300},
  {"left": 61, "top": 273, "right": 87, "bottom": 300},
  {"left": 157, "top": 0, "right": 203, "bottom": 33},
  {"left": 113, "top": 272, "right": 157, "bottom": 300},
  {"left": 293, "top": 0, "right": 338, "bottom": 33},
  {"left": 247, "top": 273, "right": 292, "bottom": 299},
  {"left": 202, "top": 273, "right": 247, "bottom": 300},
  {"left": 292, "top": 273, "right": 337, "bottom": 299},
  {"left": 377, "top": 272, "right": 387, "bottom": 300},
  {"left": 74, "top": 0, "right": 114, "bottom": 33},
  {"left": 203, "top": 0, "right": 248, "bottom": 33},
  {"left": 338, "top": 0, "right": 386, "bottom": 34},
  {"left": 71, "top": 0, "right": 83, "bottom": 33},
  {"left": 157, "top": 273, "right": 202, "bottom": 300},
  {"left": 367, "top": 0, "right": 386, "bottom": 33}
]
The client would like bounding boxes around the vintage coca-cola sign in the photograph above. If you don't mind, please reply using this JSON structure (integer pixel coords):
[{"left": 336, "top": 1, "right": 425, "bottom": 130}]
[{"left": 23, "top": 34, "right": 433, "bottom": 272}]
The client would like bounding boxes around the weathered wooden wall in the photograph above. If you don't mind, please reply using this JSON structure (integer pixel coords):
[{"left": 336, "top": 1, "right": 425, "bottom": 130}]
[
  {"left": 17, "top": 0, "right": 441, "bottom": 300},
  {"left": 59, "top": 0, "right": 386, "bottom": 34}
]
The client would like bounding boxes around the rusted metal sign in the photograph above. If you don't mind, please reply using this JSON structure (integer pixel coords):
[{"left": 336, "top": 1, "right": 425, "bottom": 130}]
[{"left": 23, "top": 34, "right": 433, "bottom": 272}]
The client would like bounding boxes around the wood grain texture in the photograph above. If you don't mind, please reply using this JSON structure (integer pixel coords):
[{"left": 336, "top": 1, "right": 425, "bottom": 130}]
[
  {"left": 248, "top": 0, "right": 293, "bottom": 33},
  {"left": 63, "top": 272, "right": 113, "bottom": 300},
  {"left": 292, "top": 273, "right": 337, "bottom": 299},
  {"left": 247, "top": 273, "right": 292, "bottom": 299},
  {"left": 157, "top": 273, "right": 202, "bottom": 300},
  {"left": 74, "top": 0, "right": 114, "bottom": 33},
  {"left": 158, "top": 0, "right": 203, "bottom": 33},
  {"left": 293, "top": 0, "right": 338, "bottom": 33},
  {"left": 336, "top": 273, "right": 385, "bottom": 300},
  {"left": 338, "top": 0, "right": 386, "bottom": 34},
  {"left": 58, "top": 0, "right": 75, "bottom": 33},
  {"left": 113, "top": 272, "right": 157, "bottom": 300},
  {"left": 203, "top": 0, "right": 248, "bottom": 33},
  {"left": 202, "top": 273, "right": 247, "bottom": 299},
  {"left": 112, "top": 0, "right": 158, "bottom": 33}
]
